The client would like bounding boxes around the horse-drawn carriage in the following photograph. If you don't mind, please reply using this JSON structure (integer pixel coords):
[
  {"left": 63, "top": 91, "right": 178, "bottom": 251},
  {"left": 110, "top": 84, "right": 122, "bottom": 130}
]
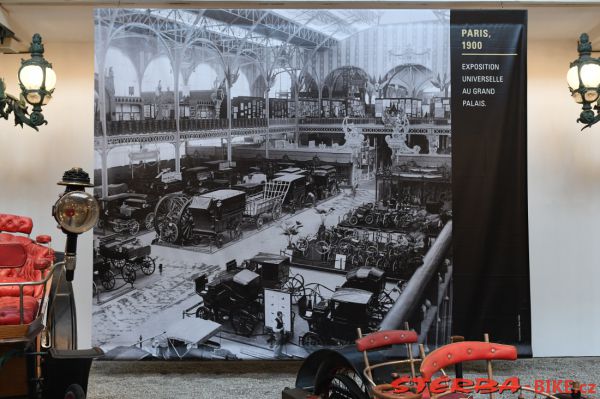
[
  {"left": 299, "top": 267, "right": 395, "bottom": 347},
  {"left": 241, "top": 180, "right": 290, "bottom": 229},
  {"left": 94, "top": 183, "right": 157, "bottom": 235},
  {"left": 154, "top": 189, "right": 246, "bottom": 247},
  {"left": 311, "top": 164, "right": 339, "bottom": 200},
  {"left": 273, "top": 173, "right": 308, "bottom": 212},
  {"left": 185, "top": 253, "right": 304, "bottom": 337},
  {"left": 96, "top": 234, "right": 155, "bottom": 284}
]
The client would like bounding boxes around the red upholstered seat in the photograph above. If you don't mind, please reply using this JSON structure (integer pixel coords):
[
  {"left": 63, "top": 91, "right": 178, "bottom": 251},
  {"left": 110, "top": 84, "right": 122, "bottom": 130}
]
[
  {"left": 0, "top": 296, "right": 39, "bottom": 325},
  {"left": 0, "top": 214, "right": 54, "bottom": 325},
  {"left": 0, "top": 214, "right": 33, "bottom": 235}
]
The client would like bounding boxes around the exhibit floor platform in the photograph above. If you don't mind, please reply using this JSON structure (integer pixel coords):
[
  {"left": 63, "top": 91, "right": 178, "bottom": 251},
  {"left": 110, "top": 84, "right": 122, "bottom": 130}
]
[{"left": 86, "top": 358, "right": 600, "bottom": 399}]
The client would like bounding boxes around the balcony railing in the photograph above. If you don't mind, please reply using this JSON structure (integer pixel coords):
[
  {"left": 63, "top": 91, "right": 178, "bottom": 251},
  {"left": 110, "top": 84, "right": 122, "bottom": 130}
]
[{"left": 94, "top": 116, "right": 451, "bottom": 137}]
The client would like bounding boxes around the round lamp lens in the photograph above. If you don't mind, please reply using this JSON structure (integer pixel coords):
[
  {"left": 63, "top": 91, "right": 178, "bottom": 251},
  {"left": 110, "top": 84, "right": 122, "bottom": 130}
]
[
  {"left": 584, "top": 90, "right": 599, "bottom": 102},
  {"left": 26, "top": 92, "right": 41, "bottom": 104},
  {"left": 580, "top": 63, "right": 600, "bottom": 88},
  {"left": 19, "top": 64, "right": 44, "bottom": 91},
  {"left": 54, "top": 191, "right": 99, "bottom": 234},
  {"left": 44, "top": 67, "right": 56, "bottom": 91},
  {"left": 572, "top": 92, "right": 584, "bottom": 104}
]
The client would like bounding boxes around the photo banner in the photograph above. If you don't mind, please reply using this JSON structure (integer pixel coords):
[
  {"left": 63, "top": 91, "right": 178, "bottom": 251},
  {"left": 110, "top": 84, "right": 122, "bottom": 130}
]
[
  {"left": 92, "top": 9, "right": 530, "bottom": 361},
  {"left": 450, "top": 10, "right": 530, "bottom": 348}
]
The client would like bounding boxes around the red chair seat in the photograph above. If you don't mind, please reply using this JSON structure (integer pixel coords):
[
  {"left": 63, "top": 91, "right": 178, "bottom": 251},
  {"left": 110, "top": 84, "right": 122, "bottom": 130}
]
[{"left": 0, "top": 296, "right": 39, "bottom": 325}]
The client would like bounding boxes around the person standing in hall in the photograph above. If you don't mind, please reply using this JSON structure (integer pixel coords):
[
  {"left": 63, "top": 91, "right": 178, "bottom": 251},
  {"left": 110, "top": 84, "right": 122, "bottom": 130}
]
[{"left": 273, "top": 311, "right": 285, "bottom": 359}]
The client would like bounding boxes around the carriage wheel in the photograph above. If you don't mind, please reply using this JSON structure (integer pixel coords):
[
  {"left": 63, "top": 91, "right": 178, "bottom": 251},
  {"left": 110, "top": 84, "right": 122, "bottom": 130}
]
[
  {"left": 364, "top": 214, "right": 375, "bottom": 225},
  {"left": 111, "top": 258, "right": 126, "bottom": 271},
  {"left": 177, "top": 198, "right": 194, "bottom": 242},
  {"left": 296, "top": 237, "right": 310, "bottom": 255},
  {"left": 301, "top": 331, "right": 322, "bottom": 346},
  {"left": 101, "top": 270, "right": 116, "bottom": 291},
  {"left": 349, "top": 216, "right": 359, "bottom": 226},
  {"left": 230, "top": 309, "right": 256, "bottom": 337},
  {"left": 282, "top": 276, "right": 305, "bottom": 305},
  {"left": 272, "top": 203, "right": 282, "bottom": 220},
  {"left": 64, "top": 383, "right": 86, "bottom": 399},
  {"left": 144, "top": 212, "right": 155, "bottom": 231},
  {"left": 256, "top": 215, "right": 265, "bottom": 229},
  {"left": 129, "top": 220, "right": 140, "bottom": 236},
  {"left": 196, "top": 306, "right": 213, "bottom": 320},
  {"left": 159, "top": 222, "right": 179, "bottom": 244},
  {"left": 141, "top": 257, "right": 156, "bottom": 276},
  {"left": 315, "top": 240, "right": 331, "bottom": 255},
  {"left": 154, "top": 193, "right": 189, "bottom": 235},
  {"left": 122, "top": 264, "right": 136, "bottom": 284},
  {"left": 325, "top": 373, "right": 368, "bottom": 399}
]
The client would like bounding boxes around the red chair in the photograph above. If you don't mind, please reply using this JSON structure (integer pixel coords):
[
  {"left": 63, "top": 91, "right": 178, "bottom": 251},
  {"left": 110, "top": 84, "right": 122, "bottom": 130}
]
[
  {"left": 355, "top": 325, "right": 420, "bottom": 391},
  {"left": 0, "top": 214, "right": 54, "bottom": 327},
  {"left": 373, "top": 334, "right": 561, "bottom": 399}
]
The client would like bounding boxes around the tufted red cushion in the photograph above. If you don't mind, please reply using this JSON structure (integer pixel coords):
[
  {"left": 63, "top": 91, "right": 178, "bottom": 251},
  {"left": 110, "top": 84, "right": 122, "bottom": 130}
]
[
  {"left": 420, "top": 342, "right": 517, "bottom": 380},
  {"left": 0, "top": 243, "right": 27, "bottom": 268},
  {"left": 356, "top": 330, "right": 419, "bottom": 352},
  {"left": 0, "top": 233, "right": 54, "bottom": 298},
  {"left": 35, "top": 235, "right": 52, "bottom": 244},
  {"left": 0, "top": 296, "right": 39, "bottom": 325},
  {"left": 0, "top": 214, "right": 33, "bottom": 235}
]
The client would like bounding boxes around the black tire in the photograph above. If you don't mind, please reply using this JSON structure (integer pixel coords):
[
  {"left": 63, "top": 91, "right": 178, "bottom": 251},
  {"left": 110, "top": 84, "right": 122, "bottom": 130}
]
[
  {"left": 101, "top": 270, "right": 116, "bottom": 291},
  {"left": 364, "top": 214, "right": 374, "bottom": 225},
  {"left": 256, "top": 215, "right": 265, "bottom": 229},
  {"left": 325, "top": 374, "right": 367, "bottom": 399},
  {"left": 230, "top": 309, "right": 256, "bottom": 337},
  {"left": 129, "top": 220, "right": 140, "bottom": 236},
  {"left": 349, "top": 216, "right": 359, "bottom": 226},
  {"left": 110, "top": 258, "right": 126, "bottom": 271},
  {"left": 144, "top": 212, "right": 155, "bottom": 231},
  {"left": 64, "top": 383, "right": 86, "bottom": 399},
  {"left": 301, "top": 332, "right": 322, "bottom": 346},
  {"left": 122, "top": 264, "right": 136, "bottom": 284},
  {"left": 141, "top": 257, "right": 156, "bottom": 276},
  {"left": 196, "top": 306, "right": 212, "bottom": 320}
]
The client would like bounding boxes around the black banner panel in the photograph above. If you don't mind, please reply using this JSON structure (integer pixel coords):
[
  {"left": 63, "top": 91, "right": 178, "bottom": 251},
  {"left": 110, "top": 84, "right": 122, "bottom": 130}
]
[{"left": 450, "top": 10, "right": 530, "bottom": 350}]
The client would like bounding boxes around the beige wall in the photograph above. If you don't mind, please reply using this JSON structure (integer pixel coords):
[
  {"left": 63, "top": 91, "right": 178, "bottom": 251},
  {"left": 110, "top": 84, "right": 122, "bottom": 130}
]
[
  {"left": 1, "top": 5, "right": 600, "bottom": 356},
  {"left": 528, "top": 36, "right": 600, "bottom": 356},
  {"left": 0, "top": 37, "right": 94, "bottom": 348}
]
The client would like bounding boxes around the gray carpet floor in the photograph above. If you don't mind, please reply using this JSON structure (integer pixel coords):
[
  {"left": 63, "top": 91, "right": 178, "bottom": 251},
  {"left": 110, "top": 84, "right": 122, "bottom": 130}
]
[{"left": 86, "top": 358, "right": 599, "bottom": 399}]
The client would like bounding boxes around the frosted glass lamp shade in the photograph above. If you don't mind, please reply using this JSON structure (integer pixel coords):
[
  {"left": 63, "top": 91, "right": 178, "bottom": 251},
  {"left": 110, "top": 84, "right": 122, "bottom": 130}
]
[
  {"left": 567, "top": 66, "right": 580, "bottom": 90},
  {"left": 580, "top": 63, "right": 600, "bottom": 88}
]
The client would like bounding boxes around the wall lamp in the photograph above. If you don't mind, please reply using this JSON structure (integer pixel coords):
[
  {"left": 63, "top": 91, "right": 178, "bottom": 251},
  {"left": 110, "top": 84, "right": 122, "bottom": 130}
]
[
  {"left": 567, "top": 33, "right": 600, "bottom": 129},
  {"left": 0, "top": 33, "right": 56, "bottom": 131}
]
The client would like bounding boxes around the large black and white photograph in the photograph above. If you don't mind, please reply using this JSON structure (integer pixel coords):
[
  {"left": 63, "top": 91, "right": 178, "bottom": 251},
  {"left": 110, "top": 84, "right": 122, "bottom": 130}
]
[{"left": 93, "top": 8, "right": 453, "bottom": 360}]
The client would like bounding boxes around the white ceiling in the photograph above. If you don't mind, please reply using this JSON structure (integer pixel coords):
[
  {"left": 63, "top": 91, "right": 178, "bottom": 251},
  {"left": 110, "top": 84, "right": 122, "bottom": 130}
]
[{"left": 1, "top": 3, "right": 600, "bottom": 43}]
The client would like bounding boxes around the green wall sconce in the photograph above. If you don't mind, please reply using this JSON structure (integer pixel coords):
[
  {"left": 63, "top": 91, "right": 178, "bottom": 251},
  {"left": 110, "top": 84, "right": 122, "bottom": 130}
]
[
  {"left": 567, "top": 33, "right": 600, "bottom": 129},
  {"left": 0, "top": 33, "right": 56, "bottom": 131}
]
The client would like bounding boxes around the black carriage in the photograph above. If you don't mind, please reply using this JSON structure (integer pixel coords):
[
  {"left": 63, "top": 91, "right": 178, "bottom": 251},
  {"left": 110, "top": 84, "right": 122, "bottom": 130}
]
[
  {"left": 299, "top": 287, "right": 378, "bottom": 346},
  {"left": 154, "top": 189, "right": 246, "bottom": 247},
  {"left": 97, "top": 235, "right": 156, "bottom": 284},
  {"left": 188, "top": 254, "right": 304, "bottom": 336},
  {"left": 273, "top": 173, "right": 307, "bottom": 212},
  {"left": 311, "top": 165, "right": 339, "bottom": 199},
  {"left": 95, "top": 183, "right": 158, "bottom": 235},
  {"left": 128, "top": 170, "right": 186, "bottom": 197},
  {"left": 181, "top": 166, "right": 212, "bottom": 195},
  {"left": 342, "top": 266, "right": 394, "bottom": 317}
]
